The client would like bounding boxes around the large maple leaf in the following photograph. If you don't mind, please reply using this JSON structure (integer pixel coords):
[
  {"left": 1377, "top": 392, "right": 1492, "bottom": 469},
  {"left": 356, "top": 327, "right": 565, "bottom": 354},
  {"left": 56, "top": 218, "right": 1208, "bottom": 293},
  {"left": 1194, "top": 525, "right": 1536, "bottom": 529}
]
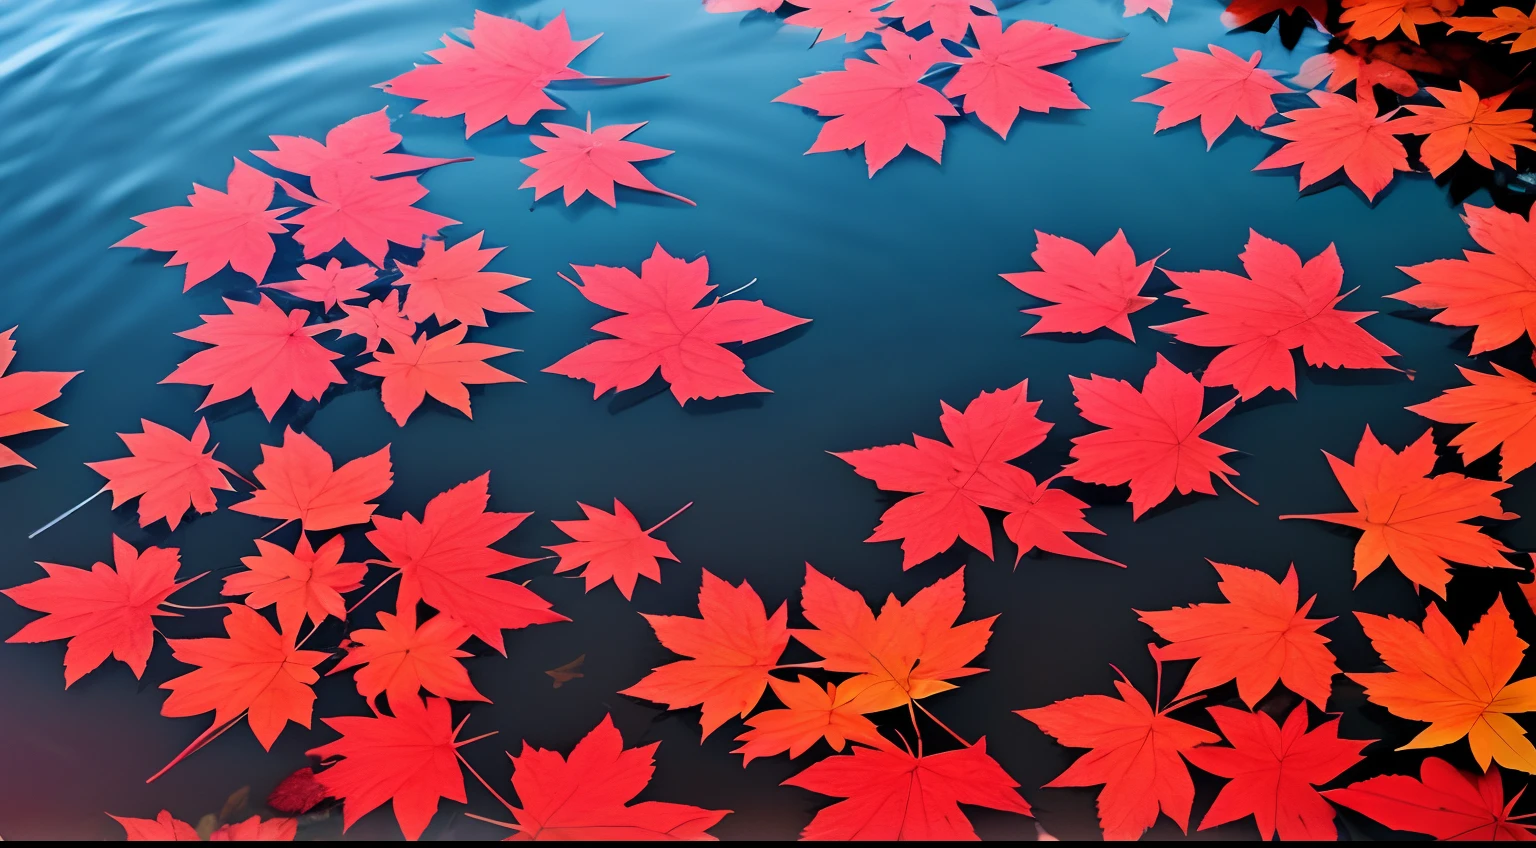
[
  {"left": 253, "top": 108, "right": 468, "bottom": 181},
  {"left": 1139, "top": 561, "right": 1339, "bottom": 709},
  {"left": 366, "top": 472, "right": 565, "bottom": 655},
  {"left": 309, "top": 289, "right": 416, "bottom": 355},
  {"left": 783, "top": 739, "right": 1031, "bottom": 839},
  {"left": 1409, "top": 364, "right": 1536, "bottom": 480},
  {"left": 1352, "top": 598, "right": 1536, "bottom": 773},
  {"left": 356, "top": 324, "right": 519, "bottom": 427},
  {"left": 1135, "top": 45, "right": 1290, "bottom": 149},
  {"left": 1256, "top": 90, "right": 1412, "bottom": 201},
  {"left": 785, "top": 0, "right": 889, "bottom": 43},
  {"left": 87, "top": 418, "right": 234, "bottom": 531},
  {"left": 1153, "top": 231, "right": 1398, "bottom": 399},
  {"left": 221, "top": 534, "right": 365, "bottom": 633},
  {"left": 160, "top": 604, "right": 328, "bottom": 750},
  {"left": 1001, "top": 230, "right": 1158, "bottom": 340},
  {"left": 4, "top": 536, "right": 192, "bottom": 686},
  {"left": 1187, "top": 705, "right": 1370, "bottom": 840},
  {"left": 231, "top": 427, "right": 393, "bottom": 532},
  {"left": 1396, "top": 82, "right": 1536, "bottom": 176},
  {"left": 882, "top": 0, "right": 996, "bottom": 40},
  {"left": 1281, "top": 427, "right": 1517, "bottom": 597},
  {"left": 836, "top": 381, "right": 1116, "bottom": 569},
  {"left": 260, "top": 258, "right": 378, "bottom": 312},
  {"left": 942, "top": 17, "right": 1112, "bottom": 140},
  {"left": 113, "top": 159, "right": 291, "bottom": 289},
  {"left": 309, "top": 695, "right": 470, "bottom": 841},
  {"left": 1449, "top": 5, "right": 1536, "bottom": 53},
  {"left": 520, "top": 116, "right": 695, "bottom": 207},
  {"left": 330, "top": 601, "right": 486, "bottom": 708},
  {"left": 505, "top": 714, "right": 730, "bottom": 839},
  {"left": 277, "top": 171, "right": 458, "bottom": 267},
  {"left": 774, "top": 30, "right": 959, "bottom": 176},
  {"left": 394, "top": 231, "right": 529, "bottom": 328},
  {"left": 733, "top": 676, "right": 884, "bottom": 764},
  {"left": 1324, "top": 756, "right": 1536, "bottom": 840},
  {"left": 793, "top": 565, "right": 993, "bottom": 713},
  {"left": 1066, "top": 354, "right": 1252, "bottom": 518},
  {"left": 545, "top": 244, "right": 808, "bottom": 404},
  {"left": 0, "top": 326, "right": 78, "bottom": 470},
  {"left": 163, "top": 296, "right": 344, "bottom": 420},
  {"left": 1222, "top": 0, "right": 1328, "bottom": 28},
  {"left": 622, "top": 570, "right": 788, "bottom": 738},
  {"left": 1341, "top": 0, "right": 1464, "bottom": 43},
  {"left": 1392, "top": 204, "right": 1536, "bottom": 354},
  {"left": 545, "top": 499, "right": 685, "bottom": 599}
]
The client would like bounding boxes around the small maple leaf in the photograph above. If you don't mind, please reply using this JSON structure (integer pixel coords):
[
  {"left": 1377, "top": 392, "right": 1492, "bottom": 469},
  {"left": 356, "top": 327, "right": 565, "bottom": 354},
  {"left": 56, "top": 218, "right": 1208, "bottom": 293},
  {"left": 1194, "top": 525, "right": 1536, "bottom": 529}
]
[
  {"left": 545, "top": 499, "right": 687, "bottom": 599},
  {"left": 1221, "top": 0, "right": 1328, "bottom": 28},
  {"left": 277, "top": 171, "right": 458, "bottom": 267},
  {"left": 1395, "top": 82, "right": 1536, "bottom": 176},
  {"left": 109, "top": 811, "right": 200, "bottom": 841},
  {"left": 1018, "top": 673, "right": 1220, "bottom": 840},
  {"left": 545, "top": 244, "right": 808, "bottom": 404},
  {"left": 545, "top": 654, "right": 585, "bottom": 688},
  {"left": 1341, "top": 0, "right": 1464, "bottom": 43},
  {"left": 623, "top": 570, "right": 788, "bottom": 737},
  {"left": 253, "top": 108, "right": 469, "bottom": 181},
  {"left": 1066, "top": 354, "right": 1253, "bottom": 518},
  {"left": 308, "top": 289, "right": 416, "bottom": 354},
  {"left": 231, "top": 428, "right": 394, "bottom": 532},
  {"left": 113, "top": 159, "right": 291, "bottom": 289},
  {"left": 1136, "top": 45, "right": 1291, "bottom": 149},
  {"left": 784, "top": 739, "right": 1032, "bottom": 839},
  {"left": 206, "top": 815, "right": 298, "bottom": 841},
  {"left": 1126, "top": 0, "right": 1174, "bottom": 19},
  {"left": 1281, "top": 427, "right": 1517, "bottom": 597},
  {"left": 4, "top": 536, "right": 193, "bottom": 686},
  {"left": 1001, "top": 230, "right": 1159, "bottom": 340},
  {"left": 1187, "top": 705, "right": 1371, "bottom": 840},
  {"left": 1154, "top": 231, "right": 1398, "bottom": 399},
  {"left": 394, "top": 231, "right": 529, "bottom": 328},
  {"left": 1392, "top": 204, "right": 1536, "bottom": 354},
  {"left": 882, "top": 0, "right": 996, "bottom": 40},
  {"left": 1409, "top": 364, "right": 1536, "bottom": 480},
  {"left": 111, "top": 811, "right": 297, "bottom": 841},
  {"left": 260, "top": 258, "right": 378, "bottom": 312},
  {"left": 1351, "top": 598, "right": 1536, "bottom": 773},
  {"left": 942, "top": 17, "right": 1112, "bottom": 140},
  {"left": 356, "top": 324, "right": 520, "bottom": 427},
  {"left": 521, "top": 116, "right": 695, "bottom": 207},
  {"left": 1448, "top": 5, "right": 1536, "bottom": 53},
  {"left": 793, "top": 565, "right": 993, "bottom": 713},
  {"left": 330, "top": 601, "right": 487, "bottom": 708},
  {"left": 732, "top": 676, "right": 884, "bottom": 765},
  {"left": 221, "top": 534, "right": 366, "bottom": 633},
  {"left": 1324, "top": 756, "right": 1536, "bottom": 840},
  {"left": 1256, "top": 90, "right": 1413, "bottom": 201},
  {"left": 0, "top": 326, "right": 79, "bottom": 470},
  {"left": 163, "top": 296, "right": 345, "bottom": 420},
  {"left": 785, "top": 0, "right": 888, "bottom": 43},
  {"left": 1293, "top": 45, "right": 1420, "bottom": 97}
]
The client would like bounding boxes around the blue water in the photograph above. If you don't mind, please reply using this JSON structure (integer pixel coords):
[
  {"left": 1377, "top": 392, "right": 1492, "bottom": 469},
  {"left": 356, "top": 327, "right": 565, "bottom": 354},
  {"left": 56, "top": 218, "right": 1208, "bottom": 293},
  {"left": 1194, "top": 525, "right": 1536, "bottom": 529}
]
[{"left": 0, "top": 0, "right": 1527, "bottom": 840}]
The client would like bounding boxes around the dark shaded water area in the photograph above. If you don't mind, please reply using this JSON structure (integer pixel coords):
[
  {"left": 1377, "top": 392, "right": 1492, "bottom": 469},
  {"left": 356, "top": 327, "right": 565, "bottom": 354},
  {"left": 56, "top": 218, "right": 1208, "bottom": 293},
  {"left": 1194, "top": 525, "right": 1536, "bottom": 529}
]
[{"left": 2, "top": 0, "right": 1531, "bottom": 840}]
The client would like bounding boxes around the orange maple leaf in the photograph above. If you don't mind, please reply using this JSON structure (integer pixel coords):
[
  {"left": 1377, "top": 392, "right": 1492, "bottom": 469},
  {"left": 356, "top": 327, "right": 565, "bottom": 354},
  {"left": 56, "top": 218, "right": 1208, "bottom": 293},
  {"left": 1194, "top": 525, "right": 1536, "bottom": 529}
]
[
  {"left": 1448, "top": 5, "right": 1536, "bottom": 53},
  {"left": 356, "top": 324, "right": 520, "bottom": 427},
  {"left": 231, "top": 428, "right": 393, "bottom": 532},
  {"left": 1221, "top": 0, "right": 1328, "bottom": 28},
  {"left": 1340, "top": 0, "right": 1464, "bottom": 43},
  {"left": 330, "top": 601, "right": 486, "bottom": 708},
  {"left": 0, "top": 326, "right": 79, "bottom": 470},
  {"left": 1409, "top": 364, "right": 1536, "bottom": 480},
  {"left": 732, "top": 676, "right": 884, "bottom": 765},
  {"left": 86, "top": 418, "right": 234, "bottom": 531},
  {"left": 1395, "top": 82, "right": 1536, "bottom": 176},
  {"left": 221, "top": 534, "right": 365, "bottom": 633},
  {"left": 1282, "top": 427, "right": 1517, "bottom": 597},
  {"left": 1393, "top": 204, "right": 1536, "bottom": 354}
]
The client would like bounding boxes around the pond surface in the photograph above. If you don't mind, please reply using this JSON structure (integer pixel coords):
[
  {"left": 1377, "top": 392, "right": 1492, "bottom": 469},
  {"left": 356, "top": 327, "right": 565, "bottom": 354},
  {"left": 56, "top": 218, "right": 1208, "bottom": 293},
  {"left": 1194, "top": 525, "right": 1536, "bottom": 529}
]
[{"left": 0, "top": 0, "right": 1525, "bottom": 840}]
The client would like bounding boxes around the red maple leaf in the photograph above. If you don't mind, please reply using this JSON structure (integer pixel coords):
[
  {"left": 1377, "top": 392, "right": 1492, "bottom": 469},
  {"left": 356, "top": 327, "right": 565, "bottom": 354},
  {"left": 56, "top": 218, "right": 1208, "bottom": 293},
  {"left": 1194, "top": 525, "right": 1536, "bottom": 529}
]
[
  {"left": 836, "top": 381, "right": 1117, "bottom": 569},
  {"left": 1392, "top": 204, "right": 1536, "bottom": 354},
  {"left": 544, "top": 244, "right": 808, "bottom": 404},
  {"left": 943, "top": 17, "right": 1113, "bottom": 139},
  {"left": 0, "top": 326, "right": 79, "bottom": 470},
  {"left": 109, "top": 811, "right": 199, "bottom": 841},
  {"left": 1222, "top": 0, "right": 1329, "bottom": 27},
  {"left": 4, "top": 536, "right": 193, "bottom": 686},
  {"left": 1135, "top": 45, "right": 1291, "bottom": 148},
  {"left": 1066, "top": 354, "right": 1253, "bottom": 518},
  {"left": 207, "top": 816, "right": 297, "bottom": 841},
  {"left": 253, "top": 108, "right": 469, "bottom": 181},
  {"left": 330, "top": 601, "right": 486, "bottom": 708},
  {"left": 231, "top": 427, "right": 393, "bottom": 532},
  {"left": 503, "top": 714, "right": 730, "bottom": 839},
  {"left": 366, "top": 473, "right": 566, "bottom": 654},
  {"left": 356, "top": 324, "right": 520, "bottom": 427},
  {"left": 111, "top": 811, "right": 297, "bottom": 841},
  {"left": 1001, "top": 230, "right": 1159, "bottom": 340},
  {"left": 221, "top": 534, "right": 366, "bottom": 632},
  {"left": 1256, "top": 90, "right": 1412, "bottom": 201},
  {"left": 785, "top": 0, "right": 888, "bottom": 43},
  {"left": 882, "top": 0, "right": 997, "bottom": 41},
  {"left": 268, "top": 767, "right": 330, "bottom": 815},
  {"left": 774, "top": 31, "right": 959, "bottom": 176},
  {"left": 277, "top": 171, "right": 457, "bottom": 267},
  {"left": 308, "top": 289, "right": 416, "bottom": 355},
  {"left": 394, "top": 231, "right": 529, "bottom": 328},
  {"left": 163, "top": 296, "right": 345, "bottom": 420},
  {"left": 113, "top": 159, "right": 291, "bottom": 289},
  {"left": 260, "top": 258, "right": 378, "bottom": 312},
  {"left": 1153, "top": 231, "right": 1398, "bottom": 399},
  {"left": 732, "top": 676, "right": 884, "bottom": 764},
  {"left": 1324, "top": 756, "right": 1536, "bottom": 841},
  {"left": 545, "top": 499, "right": 687, "bottom": 599},
  {"left": 520, "top": 115, "right": 694, "bottom": 207},
  {"left": 1187, "top": 705, "right": 1370, "bottom": 840}
]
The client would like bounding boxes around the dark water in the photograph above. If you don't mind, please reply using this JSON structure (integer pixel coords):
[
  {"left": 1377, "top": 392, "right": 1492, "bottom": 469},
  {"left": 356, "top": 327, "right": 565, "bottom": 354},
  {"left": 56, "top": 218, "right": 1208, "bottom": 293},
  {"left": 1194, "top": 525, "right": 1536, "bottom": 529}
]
[{"left": 1, "top": 0, "right": 1528, "bottom": 840}]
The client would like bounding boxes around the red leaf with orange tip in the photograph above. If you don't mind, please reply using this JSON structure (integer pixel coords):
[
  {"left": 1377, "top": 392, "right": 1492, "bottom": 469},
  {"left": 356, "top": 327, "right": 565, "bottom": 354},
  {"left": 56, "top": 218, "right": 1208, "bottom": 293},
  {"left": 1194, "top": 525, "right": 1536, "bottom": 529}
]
[
  {"left": 520, "top": 116, "right": 694, "bottom": 207},
  {"left": 785, "top": 0, "right": 888, "bottom": 43},
  {"left": 0, "top": 326, "right": 79, "bottom": 470},
  {"left": 1186, "top": 705, "right": 1371, "bottom": 840},
  {"left": 1324, "top": 756, "right": 1536, "bottom": 840},
  {"left": 330, "top": 601, "right": 486, "bottom": 708},
  {"left": 260, "top": 258, "right": 377, "bottom": 312},
  {"left": 1392, "top": 204, "right": 1536, "bottom": 354},
  {"left": 4, "top": 536, "right": 192, "bottom": 687},
  {"left": 221, "top": 534, "right": 365, "bottom": 632},
  {"left": 366, "top": 472, "right": 565, "bottom": 655},
  {"left": 1139, "top": 561, "right": 1339, "bottom": 709},
  {"left": 1256, "top": 90, "right": 1412, "bottom": 201},
  {"left": 1281, "top": 427, "right": 1518, "bottom": 597},
  {"left": 622, "top": 570, "right": 788, "bottom": 738},
  {"left": 268, "top": 767, "right": 330, "bottom": 815},
  {"left": 732, "top": 676, "right": 884, "bottom": 765},
  {"left": 253, "top": 108, "right": 468, "bottom": 181},
  {"left": 113, "top": 159, "right": 291, "bottom": 290},
  {"left": 882, "top": 0, "right": 996, "bottom": 40},
  {"left": 1221, "top": 0, "right": 1328, "bottom": 28},
  {"left": 504, "top": 714, "right": 730, "bottom": 839},
  {"left": 394, "top": 231, "right": 529, "bottom": 328},
  {"left": 1018, "top": 673, "right": 1219, "bottom": 840},
  {"left": 1293, "top": 47, "right": 1420, "bottom": 97},
  {"left": 1409, "top": 364, "right": 1536, "bottom": 480},
  {"left": 942, "top": 17, "right": 1113, "bottom": 140},
  {"left": 276, "top": 171, "right": 457, "bottom": 267},
  {"left": 545, "top": 244, "right": 808, "bottom": 404},
  {"left": 231, "top": 428, "right": 393, "bottom": 532},
  {"left": 163, "top": 296, "right": 344, "bottom": 420},
  {"left": 836, "top": 381, "right": 1117, "bottom": 569},
  {"left": 1153, "top": 231, "right": 1398, "bottom": 399},
  {"left": 1396, "top": 82, "right": 1536, "bottom": 176},
  {"left": 160, "top": 605, "right": 328, "bottom": 750},
  {"left": 1135, "top": 46, "right": 1291, "bottom": 149},
  {"left": 1001, "top": 230, "right": 1158, "bottom": 340},
  {"left": 1066, "top": 354, "right": 1253, "bottom": 518},
  {"left": 308, "top": 695, "right": 470, "bottom": 841},
  {"left": 356, "top": 325, "right": 520, "bottom": 427},
  {"left": 109, "top": 810, "right": 200, "bottom": 840},
  {"left": 545, "top": 499, "right": 685, "bottom": 599},
  {"left": 208, "top": 816, "right": 298, "bottom": 841},
  {"left": 783, "top": 739, "right": 1032, "bottom": 840},
  {"left": 309, "top": 289, "right": 415, "bottom": 355}
]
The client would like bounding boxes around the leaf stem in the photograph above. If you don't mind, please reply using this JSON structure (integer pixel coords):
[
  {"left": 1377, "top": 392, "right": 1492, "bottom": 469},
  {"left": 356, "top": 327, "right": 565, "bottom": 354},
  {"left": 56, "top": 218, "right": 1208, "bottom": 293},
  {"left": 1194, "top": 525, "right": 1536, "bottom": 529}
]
[
  {"left": 28, "top": 485, "right": 107, "bottom": 538},
  {"left": 914, "top": 700, "right": 972, "bottom": 748},
  {"left": 645, "top": 501, "right": 693, "bottom": 535},
  {"left": 346, "top": 569, "right": 401, "bottom": 615},
  {"left": 455, "top": 750, "right": 519, "bottom": 817},
  {"left": 146, "top": 713, "right": 246, "bottom": 783}
]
